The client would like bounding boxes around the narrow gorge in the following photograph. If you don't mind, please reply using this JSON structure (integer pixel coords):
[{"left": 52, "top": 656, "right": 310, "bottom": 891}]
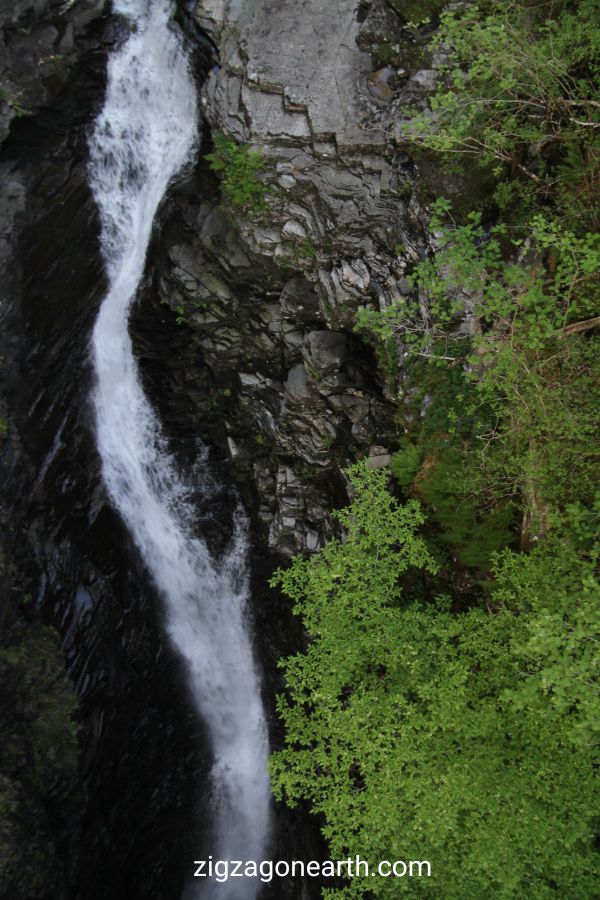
[{"left": 1, "top": 0, "right": 597, "bottom": 898}]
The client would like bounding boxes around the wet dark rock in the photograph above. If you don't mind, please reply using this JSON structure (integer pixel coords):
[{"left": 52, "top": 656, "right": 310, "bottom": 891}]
[
  {"left": 285, "top": 363, "right": 314, "bottom": 401},
  {"left": 304, "top": 331, "right": 348, "bottom": 373},
  {"left": 0, "top": 0, "right": 109, "bottom": 141},
  {"left": 367, "top": 445, "right": 393, "bottom": 468},
  {"left": 280, "top": 276, "right": 322, "bottom": 324}
]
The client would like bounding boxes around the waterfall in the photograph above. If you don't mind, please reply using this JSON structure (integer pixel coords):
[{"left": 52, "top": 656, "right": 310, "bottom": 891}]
[{"left": 88, "top": 1, "right": 272, "bottom": 896}]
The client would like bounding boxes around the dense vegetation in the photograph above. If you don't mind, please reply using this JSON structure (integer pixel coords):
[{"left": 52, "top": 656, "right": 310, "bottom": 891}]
[
  {"left": 271, "top": 1, "right": 600, "bottom": 896},
  {"left": 271, "top": 466, "right": 599, "bottom": 897}
]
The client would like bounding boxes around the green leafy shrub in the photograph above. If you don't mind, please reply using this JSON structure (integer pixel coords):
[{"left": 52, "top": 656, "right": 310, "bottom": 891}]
[
  {"left": 271, "top": 5, "right": 600, "bottom": 897},
  {"left": 390, "top": 440, "right": 422, "bottom": 487},
  {"left": 205, "top": 132, "right": 269, "bottom": 216},
  {"left": 416, "top": 449, "right": 515, "bottom": 569},
  {"left": 364, "top": 200, "right": 600, "bottom": 360},
  {"left": 271, "top": 467, "right": 600, "bottom": 898},
  {"left": 399, "top": 0, "right": 600, "bottom": 227},
  {"left": 359, "top": 197, "right": 600, "bottom": 532}
]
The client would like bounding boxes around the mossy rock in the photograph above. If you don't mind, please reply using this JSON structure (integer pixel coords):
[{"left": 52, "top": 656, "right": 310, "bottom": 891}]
[
  {"left": 387, "top": 0, "right": 446, "bottom": 23},
  {"left": 417, "top": 151, "right": 499, "bottom": 223}
]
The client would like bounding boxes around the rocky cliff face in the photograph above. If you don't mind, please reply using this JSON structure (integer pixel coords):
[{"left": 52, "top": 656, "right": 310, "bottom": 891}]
[{"left": 159, "top": 0, "right": 439, "bottom": 556}]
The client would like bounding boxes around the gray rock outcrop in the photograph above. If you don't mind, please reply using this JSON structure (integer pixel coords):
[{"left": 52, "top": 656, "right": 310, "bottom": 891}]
[{"left": 158, "top": 0, "right": 442, "bottom": 554}]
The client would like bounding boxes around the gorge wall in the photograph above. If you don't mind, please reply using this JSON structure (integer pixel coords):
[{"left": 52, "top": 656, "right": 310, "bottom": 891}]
[{"left": 164, "top": 0, "right": 444, "bottom": 557}]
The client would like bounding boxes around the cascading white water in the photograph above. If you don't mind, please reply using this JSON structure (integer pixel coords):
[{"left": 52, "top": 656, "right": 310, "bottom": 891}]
[{"left": 88, "top": 2, "right": 272, "bottom": 895}]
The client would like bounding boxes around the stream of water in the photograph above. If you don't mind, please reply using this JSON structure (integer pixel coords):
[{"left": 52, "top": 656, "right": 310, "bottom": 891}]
[{"left": 88, "top": 2, "right": 272, "bottom": 895}]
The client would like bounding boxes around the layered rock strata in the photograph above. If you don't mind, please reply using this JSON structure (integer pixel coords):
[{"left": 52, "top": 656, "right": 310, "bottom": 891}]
[{"left": 165, "top": 0, "right": 439, "bottom": 553}]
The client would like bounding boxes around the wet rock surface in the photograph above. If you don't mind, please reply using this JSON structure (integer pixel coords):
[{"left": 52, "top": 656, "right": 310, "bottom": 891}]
[{"left": 0, "top": 0, "right": 110, "bottom": 142}]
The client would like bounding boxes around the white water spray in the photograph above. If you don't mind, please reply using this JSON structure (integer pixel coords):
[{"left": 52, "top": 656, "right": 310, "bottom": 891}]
[{"left": 88, "top": 2, "right": 272, "bottom": 895}]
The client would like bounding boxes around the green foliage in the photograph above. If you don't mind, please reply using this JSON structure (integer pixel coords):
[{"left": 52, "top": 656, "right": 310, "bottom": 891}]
[
  {"left": 353, "top": 0, "right": 600, "bottom": 554},
  {"left": 283, "top": 236, "right": 319, "bottom": 262},
  {"left": 299, "top": 237, "right": 317, "bottom": 259},
  {"left": 391, "top": 0, "right": 446, "bottom": 24},
  {"left": 364, "top": 199, "right": 600, "bottom": 360},
  {"left": 426, "top": 206, "right": 598, "bottom": 507},
  {"left": 358, "top": 195, "right": 600, "bottom": 529},
  {"left": 205, "top": 132, "right": 269, "bottom": 216},
  {"left": 399, "top": 0, "right": 600, "bottom": 227},
  {"left": 477, "top": 337, "right": 599, "bottom": 512},
  {"left": 271, "top": 4, "right": 600, "bottom": 897},
  {"left": 412, "top": 355, "right": 481, "bottom": 442},
  {"left": 0, "top": 87, "right": 27, "bottom": 118},
  {"left": 390, "top": 439, "right": 422, "bottom": 487},
  {"left": 271, "top": 468, "right": 600, "bottom": 898},
  {"left": 415, "top": 448, "right": 516, "bottom": 569}
]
